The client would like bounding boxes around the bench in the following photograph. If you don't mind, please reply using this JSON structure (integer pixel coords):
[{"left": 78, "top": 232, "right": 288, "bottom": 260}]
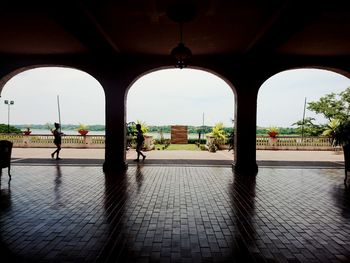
[{"left": 0, "top": 140, "right": 13, "bottom": 181}]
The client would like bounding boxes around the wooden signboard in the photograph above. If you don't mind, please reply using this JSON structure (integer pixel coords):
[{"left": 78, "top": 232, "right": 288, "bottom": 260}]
[{"left": 171, "top": 125, "right": 188, "bottom": 144}]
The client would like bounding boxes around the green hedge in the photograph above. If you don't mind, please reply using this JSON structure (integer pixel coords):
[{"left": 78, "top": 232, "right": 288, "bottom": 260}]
[
  {"left": 0, "top": 124, "right": 22, "bottom": 133},
  {"left": 188, "top": 138, "right": 206, "bottom": 144}
]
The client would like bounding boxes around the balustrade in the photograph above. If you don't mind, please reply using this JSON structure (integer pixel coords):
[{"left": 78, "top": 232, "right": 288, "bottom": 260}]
[
  {"left": 0, "top": 133, "right": 338, "bottom": 151},
  {"left": 0, "top": 134, "right": 105, "bottom": 148},
  {"left": 255, "top": 136, "right": 334, "bottom": 150}
]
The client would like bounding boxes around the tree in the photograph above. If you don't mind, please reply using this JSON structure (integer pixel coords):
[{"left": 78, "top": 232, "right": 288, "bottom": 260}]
[
  {"left": 307, "top": 87, "right": 350, "bottom": 121},
  {"left": 0, "top": 124, "right": 22, "bottom": 133},
  {"left": 322, "top": 119, "right": 341, "bottom": 140},
  {"left": 292, "top": 117, "right": 324, "bottom": 136}
]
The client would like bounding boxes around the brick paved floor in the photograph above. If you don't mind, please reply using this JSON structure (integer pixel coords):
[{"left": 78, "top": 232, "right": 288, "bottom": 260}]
[{"left": 0, "top": 164, "right": 349, "bottom": 263}]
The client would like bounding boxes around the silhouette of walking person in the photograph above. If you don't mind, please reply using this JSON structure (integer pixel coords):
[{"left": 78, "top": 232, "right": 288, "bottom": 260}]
[
  {"left": 134, "top": 124, "right": 146, "bottom": 162},
  {"left": 51, "top": 122, "right": 63, "bottom": 160}
]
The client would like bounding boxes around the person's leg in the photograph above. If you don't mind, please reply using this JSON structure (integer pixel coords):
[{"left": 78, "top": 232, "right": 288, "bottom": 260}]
[
  {"left": 135, "top": 144, "right": 146, "bottom": 161},
  {"left": 51, "top": 144, "right": 58, "bottom": 159},
  {"left": 138, "top": 147, "right": 146, "bottom": 160},
  {"left": 134, "top": 144, "right": 141, "bottom": 161},
  {"left": 56, "top": 145, "right": 61, "bottom": 159}
]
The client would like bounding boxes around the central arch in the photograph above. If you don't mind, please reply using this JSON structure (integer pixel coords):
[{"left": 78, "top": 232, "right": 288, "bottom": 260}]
[{"left": 125, "top": 67, "right": 237, "bottom": 163}]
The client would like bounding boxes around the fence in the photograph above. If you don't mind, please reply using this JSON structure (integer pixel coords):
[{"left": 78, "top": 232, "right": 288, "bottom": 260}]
[
  {"left": 256, "top": 136, "right": 336, "bottom": 150},
  {"left": 0, "top": 134, "right": 105, "bottom": 148},
  {"left": 0, "top": 133, "right": 340, "bottom": 151}
]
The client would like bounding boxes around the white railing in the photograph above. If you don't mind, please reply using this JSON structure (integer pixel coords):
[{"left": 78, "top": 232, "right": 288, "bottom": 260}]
[
  {"left": 256, "top": 136, "right": 336, "bottom": 150},
  {"left": 0, "top": 133, "right": 339, "bottom": 151},
  {"left": 0, "top": 134, "right": 105, "bottom": 148}
]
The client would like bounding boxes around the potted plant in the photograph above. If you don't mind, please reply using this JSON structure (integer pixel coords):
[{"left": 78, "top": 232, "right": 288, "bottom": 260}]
[
  {"left": 207, "top": 139, "right": 217, "bottom": 152},
  {"left": 23, "top": 127, "right": 32, "bottom": 135},
  {"left": 266, "top": 127, "right": 279, "bottom": 146},
  {"left": 126, "top": 121, "right": 136, "bottom": 151},
  {"left": 267, "top": 127, "right": 279, "bottom": 138},
  {"left": 77, "top": 123, "right": 89, "bottom": 136},
  {"left": 323, "top": 119, "right": 350, "bottom": 184},
  {"left": 206, "top": 122, "right": 227, "bottom": 151}
]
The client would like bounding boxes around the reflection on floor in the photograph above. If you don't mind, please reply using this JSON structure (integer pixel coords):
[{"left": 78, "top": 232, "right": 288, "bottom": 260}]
[{"left": 0, "top": 165, "right": 349, "bottom": 262}]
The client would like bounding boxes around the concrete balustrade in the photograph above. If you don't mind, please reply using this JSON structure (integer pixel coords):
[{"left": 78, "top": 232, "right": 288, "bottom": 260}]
[
  {"left": 256, "top": 136, "right": 336, "bottom": 150},
  {"left": 0, "top": 134, "right": 105, "bottom": 148},
  {"left": 0, "top": 133, "right": 339, "bottom": 151}
]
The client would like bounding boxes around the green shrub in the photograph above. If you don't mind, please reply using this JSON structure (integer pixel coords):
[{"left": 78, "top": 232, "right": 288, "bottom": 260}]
[
  {"left": 0, "top": 124, "right": 22, "bottom": 133},
  {"left": 207, "top": 122, "right": 227, "bottom": 147},
  {"left": 188, "top": 138, "right": 206, "bottom": 144}
]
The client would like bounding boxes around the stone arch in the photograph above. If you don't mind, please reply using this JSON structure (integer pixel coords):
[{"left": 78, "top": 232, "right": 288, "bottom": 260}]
[
  {"left": 260, "top": 66, "right": 350, "bottom": 91},
  {"left": 256, "top": 66, "right": 350, "bottom": 151},
  {"left": 0, "top": 65, "right": 106, "bottom": 151},
  {"left": 125, "top": 65, "right": 238, "bottom": 100},
  {"left": 125, "top": 65, "right": 237, "bottom": 156},
  {"left": 0, "top": 64, "right": 106, "bottom": 97}
]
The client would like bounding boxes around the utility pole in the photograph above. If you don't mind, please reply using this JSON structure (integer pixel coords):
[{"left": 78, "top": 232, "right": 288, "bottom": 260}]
[
  {"left": 57, "top": 95, "right": 62, "bottom": 133},
  {"left": 4, "top": 100, "right": 14, "bottom": 133},
  {"left": 202, "top": 112, "right": 204, "bottom": 141},
  {"left": 199, "top": 112, "right": 204, "bottom": 144},
  {"left": 202, "top": 112, "right": 204, "bottom": 127},
  {"left": 301, "top": 97, "right": 307, "bottom": 141}
]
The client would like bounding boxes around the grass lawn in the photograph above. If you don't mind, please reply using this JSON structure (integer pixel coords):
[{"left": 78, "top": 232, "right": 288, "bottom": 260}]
[{"left": 154, "top": 144, "right": 201, "bottom": 151}]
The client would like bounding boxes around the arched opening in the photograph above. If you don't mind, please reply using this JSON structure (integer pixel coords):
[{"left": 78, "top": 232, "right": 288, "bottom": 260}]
[
  {"left": 257, "top": 68, "right": 350, "bottom": 162},
  {"left": 126, "top": 68, "right": 235, "bottom": 163},
  {"left": 0, "top": 66, "right": 105, "bottom": 160}
]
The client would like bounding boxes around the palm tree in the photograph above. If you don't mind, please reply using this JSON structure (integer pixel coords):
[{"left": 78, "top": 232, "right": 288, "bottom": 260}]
[
  {"left": 323, "top": 118, "right": 350, "bottom": 184},
  {"left": 322, "top": 119, "right": 350, "bottom": 147}
]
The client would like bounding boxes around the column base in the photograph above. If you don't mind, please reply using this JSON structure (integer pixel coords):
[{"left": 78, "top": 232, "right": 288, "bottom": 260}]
[
  {"left": 103, "top": 160, "right": 128, "bottom": 173},
  {"left": 232, "top": 162, "right": 258, "bottom": 176}
]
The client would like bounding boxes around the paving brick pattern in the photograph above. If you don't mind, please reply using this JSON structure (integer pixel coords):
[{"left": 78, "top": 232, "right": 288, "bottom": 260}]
[{"left": 0, "top": 165, "right": 349, "bottom": 262}]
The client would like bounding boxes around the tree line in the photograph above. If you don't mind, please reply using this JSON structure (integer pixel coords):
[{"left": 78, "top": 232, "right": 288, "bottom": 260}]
[{"left": 1, "top": 123, "right": 300, "bottom": 135}]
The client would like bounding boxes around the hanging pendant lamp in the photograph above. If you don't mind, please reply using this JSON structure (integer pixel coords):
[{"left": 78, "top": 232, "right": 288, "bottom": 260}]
[
  {"left": 170, "top": 22, "right": 192, "bottom": 69},
  {"left": 167, "top": 1, "right": 196, "bottom": 69}
]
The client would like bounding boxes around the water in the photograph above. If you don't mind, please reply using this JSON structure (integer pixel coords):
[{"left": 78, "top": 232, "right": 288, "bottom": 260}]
[
  {"left": 29, "top": 130, "right": 200, "bottom": 138},
  {"left": 145, "top": 132, "right": 200, "bottom": 139},
  {"left": 29, "top": 129, "right": 105, "bottom": 135}
]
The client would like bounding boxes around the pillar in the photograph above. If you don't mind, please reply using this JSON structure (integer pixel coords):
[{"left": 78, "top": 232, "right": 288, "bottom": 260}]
[
  {"left": 233, "top": 79, "right": 260, "bottom": 176},
  {"left": 101, "top": 77, "right": 128, "bottom": 172}
]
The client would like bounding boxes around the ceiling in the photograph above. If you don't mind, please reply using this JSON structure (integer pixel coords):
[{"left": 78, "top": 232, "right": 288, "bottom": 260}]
[{"left": 0, "top": 0, "right": 349, "bottom": 58}]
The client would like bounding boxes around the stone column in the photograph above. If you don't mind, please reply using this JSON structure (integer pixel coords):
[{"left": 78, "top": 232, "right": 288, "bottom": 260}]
[
  {"left": 233, "top": 80, "right": 260, "bottom": 176},
  {"left": 100, "top": 77, "right": 128, "bottom": 172},
  {"left": 93, "top": 59, "right": 158, "bottom": 173}
]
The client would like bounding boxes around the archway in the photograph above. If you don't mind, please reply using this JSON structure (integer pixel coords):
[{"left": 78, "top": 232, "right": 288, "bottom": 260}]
[
  {"left": 257, "top": 68, "right": 350, "bottom": 162},
  {"left": 0, "top": 66, "right": 105, "bottom": 159},
  {"left": 126, "top": 68, "right": 236, "bottom": 163}
]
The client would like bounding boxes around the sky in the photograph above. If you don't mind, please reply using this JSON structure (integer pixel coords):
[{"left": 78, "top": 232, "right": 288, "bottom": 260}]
[
  {"left": 258, "top": 69, "right": 350, "bottom": 127},
  {"left": 0, "top": 67, "right": 349, "bottom": 128}
]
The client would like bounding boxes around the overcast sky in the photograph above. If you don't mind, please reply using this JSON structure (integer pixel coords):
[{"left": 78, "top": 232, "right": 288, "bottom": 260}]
[{"left": 0, "top": 67, "right": 349, "bottom": 128}]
